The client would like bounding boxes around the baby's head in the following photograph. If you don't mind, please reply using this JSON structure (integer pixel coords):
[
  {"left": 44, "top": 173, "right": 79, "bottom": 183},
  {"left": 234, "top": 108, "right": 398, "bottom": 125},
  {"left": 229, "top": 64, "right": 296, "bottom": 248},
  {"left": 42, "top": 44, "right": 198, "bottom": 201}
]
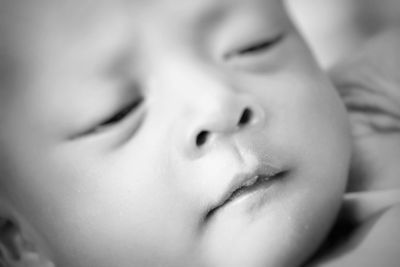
[{"left": 0, "top": 0, "right": 351, "bottom": 266}]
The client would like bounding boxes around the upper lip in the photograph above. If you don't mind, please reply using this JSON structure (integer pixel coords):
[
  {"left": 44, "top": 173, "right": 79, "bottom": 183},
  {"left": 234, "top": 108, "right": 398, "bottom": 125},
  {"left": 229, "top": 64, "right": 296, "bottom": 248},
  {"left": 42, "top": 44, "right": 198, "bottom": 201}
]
[{"left": 205, "top": 163, "right": 285, "bottom": 219}]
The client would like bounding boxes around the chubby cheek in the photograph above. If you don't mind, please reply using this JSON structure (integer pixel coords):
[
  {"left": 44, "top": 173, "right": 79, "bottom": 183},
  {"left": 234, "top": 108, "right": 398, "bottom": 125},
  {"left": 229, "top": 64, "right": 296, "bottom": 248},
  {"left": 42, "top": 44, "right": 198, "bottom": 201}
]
[
  {"left": 265, "top": 67, "right": 351, "bottom": 167},
  {"left": 297, "top": 78, "right": 351, "bottom": 174},
  {"left": 200, "top": 74, "right": 351, "bottom": 266},
  {"left": 279, "top": 77, "right": 351, "bottom": 211},
  {"left": 21, "top": 150, "right": 199, "bottom": 267}
]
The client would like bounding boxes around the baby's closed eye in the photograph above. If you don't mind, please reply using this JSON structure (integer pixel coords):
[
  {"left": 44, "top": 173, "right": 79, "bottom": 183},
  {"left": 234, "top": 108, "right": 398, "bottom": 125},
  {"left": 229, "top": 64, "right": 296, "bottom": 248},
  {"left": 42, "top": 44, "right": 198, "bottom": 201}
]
[
  {"left": 224, "top": 32, "right": 285, "bottom": 60},
  {"left": 70, "top": 84, "right": 145, "bottom": 141},
  {"left": 222, "top": 31, "right": 287, "bottom": 72},
  {"left": 87, "top": 96, "right": 144, "bottom": 135}
]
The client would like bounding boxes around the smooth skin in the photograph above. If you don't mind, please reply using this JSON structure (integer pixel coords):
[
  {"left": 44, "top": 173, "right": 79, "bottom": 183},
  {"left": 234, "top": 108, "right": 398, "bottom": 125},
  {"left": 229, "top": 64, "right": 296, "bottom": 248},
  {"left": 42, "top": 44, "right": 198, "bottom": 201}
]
[
  {"left": 0, "top": 0, "right": 351, "bottom": 266},
  {"left": 309, "top": 29, "right": 400, "bottom": 267}
]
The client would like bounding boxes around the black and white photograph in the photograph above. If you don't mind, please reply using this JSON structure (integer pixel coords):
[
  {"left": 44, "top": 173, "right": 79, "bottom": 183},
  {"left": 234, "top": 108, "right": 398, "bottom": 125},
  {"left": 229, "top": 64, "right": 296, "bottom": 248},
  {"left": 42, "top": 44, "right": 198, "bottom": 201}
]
[{"left": 0, "top": 0, "right": 399, "bottom": 266}]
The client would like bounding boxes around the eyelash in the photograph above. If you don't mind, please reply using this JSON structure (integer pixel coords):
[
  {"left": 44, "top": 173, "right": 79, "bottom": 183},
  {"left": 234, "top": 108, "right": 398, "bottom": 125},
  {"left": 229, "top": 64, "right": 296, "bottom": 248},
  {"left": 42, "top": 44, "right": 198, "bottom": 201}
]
[
  {"left": 92, "top": 97, "right": 143, "bottom": 133},
  {"left": 226, "top": 33, "right": 285, "bottom": 59}
]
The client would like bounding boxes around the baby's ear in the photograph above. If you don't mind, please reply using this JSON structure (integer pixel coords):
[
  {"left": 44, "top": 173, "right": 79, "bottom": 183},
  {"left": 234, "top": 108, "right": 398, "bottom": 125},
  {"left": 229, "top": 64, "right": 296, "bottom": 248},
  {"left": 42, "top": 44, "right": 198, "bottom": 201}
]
[{"left": 0, "top": 215, "right": 54, "bottom": 267}]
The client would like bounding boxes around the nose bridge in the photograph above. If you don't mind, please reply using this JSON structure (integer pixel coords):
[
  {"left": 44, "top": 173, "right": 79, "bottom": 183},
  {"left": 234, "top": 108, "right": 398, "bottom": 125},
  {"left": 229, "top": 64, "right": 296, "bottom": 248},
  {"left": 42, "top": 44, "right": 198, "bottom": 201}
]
[
  {"left": 186, "top": 71, "right": 240, "bottom": 123},
  {"left": 156, "top": 57, "right": 247, "bottom": 121},
  {"left": 170, "top": 60, "right": 247, "bottom": 129},
  {"left": 160, "top": 56, "right": 235, "bottom": 104},
  {"left": 155, "top": 58, "right": 266, "bottom": 156}
]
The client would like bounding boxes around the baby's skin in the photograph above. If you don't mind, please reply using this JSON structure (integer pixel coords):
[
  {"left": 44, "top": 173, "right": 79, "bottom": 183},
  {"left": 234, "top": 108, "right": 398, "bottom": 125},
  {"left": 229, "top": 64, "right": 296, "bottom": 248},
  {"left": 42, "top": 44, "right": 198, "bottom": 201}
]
[
  {"left": 308, "top": 29, "right": 400, "bottom": 267},
  {"left": 0, "top": 1, "right": 352, "bottom": 266}
]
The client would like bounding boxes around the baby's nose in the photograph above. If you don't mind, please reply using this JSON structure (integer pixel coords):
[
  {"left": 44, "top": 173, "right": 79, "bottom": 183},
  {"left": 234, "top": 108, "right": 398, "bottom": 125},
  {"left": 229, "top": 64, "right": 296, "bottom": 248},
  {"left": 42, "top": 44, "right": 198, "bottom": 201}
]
[{"left": 184, "top": 94, "right": 265, "bottom": 156}]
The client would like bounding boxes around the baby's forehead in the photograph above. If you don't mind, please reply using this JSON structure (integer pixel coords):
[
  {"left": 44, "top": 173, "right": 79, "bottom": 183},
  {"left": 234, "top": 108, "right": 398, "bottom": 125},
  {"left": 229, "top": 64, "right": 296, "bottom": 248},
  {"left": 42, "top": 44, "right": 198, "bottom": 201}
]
[
  {"left": 2, "top": 0, "right": 283, "bottom": 30},
  {"left": 1, "top": 0, "right": 125, "bottom": 36},
  {"left": 0, "top": 0, "right": 286, "bottom": 91},
  {"left": 1, "top": 0, "right": 216, "bottom": 20},
  {"left": 1, "top": 0, "right": 286, "bottom": 59}
]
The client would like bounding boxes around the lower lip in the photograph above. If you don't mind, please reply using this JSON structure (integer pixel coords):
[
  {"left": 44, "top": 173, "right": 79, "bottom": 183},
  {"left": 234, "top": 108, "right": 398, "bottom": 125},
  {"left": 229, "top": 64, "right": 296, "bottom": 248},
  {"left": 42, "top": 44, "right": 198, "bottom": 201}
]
[{"left": 210, "top": 173, "right": 285, "bottom": 218}]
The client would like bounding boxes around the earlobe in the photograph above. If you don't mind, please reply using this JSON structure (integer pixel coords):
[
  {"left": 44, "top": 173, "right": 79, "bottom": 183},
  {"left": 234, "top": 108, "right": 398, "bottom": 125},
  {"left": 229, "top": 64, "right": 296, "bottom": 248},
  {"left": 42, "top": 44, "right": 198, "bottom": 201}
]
[{"left": 0, "top": 217, "right": 55, "bottom": 267}]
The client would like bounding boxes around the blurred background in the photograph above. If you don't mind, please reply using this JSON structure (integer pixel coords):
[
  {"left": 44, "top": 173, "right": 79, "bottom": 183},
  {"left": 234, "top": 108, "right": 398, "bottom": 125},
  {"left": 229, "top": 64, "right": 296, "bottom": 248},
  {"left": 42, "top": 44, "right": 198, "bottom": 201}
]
[{"left": 286, "top": 0, "right": 400, "bottom": 68}]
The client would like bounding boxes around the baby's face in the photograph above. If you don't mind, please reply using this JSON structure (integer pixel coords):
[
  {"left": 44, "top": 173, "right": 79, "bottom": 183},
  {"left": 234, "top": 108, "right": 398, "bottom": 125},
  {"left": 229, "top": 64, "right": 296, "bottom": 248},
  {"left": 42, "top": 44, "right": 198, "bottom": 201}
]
[{"left": 0, "top": 0, "right": 351, "bottom": 266}]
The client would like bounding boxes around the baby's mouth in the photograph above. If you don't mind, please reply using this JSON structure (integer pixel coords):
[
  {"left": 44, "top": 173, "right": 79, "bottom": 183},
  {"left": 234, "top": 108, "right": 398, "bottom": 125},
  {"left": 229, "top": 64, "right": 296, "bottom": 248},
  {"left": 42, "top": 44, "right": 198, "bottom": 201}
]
[{"left": 205, "top": 167, "right": 286, "bottom": 220}]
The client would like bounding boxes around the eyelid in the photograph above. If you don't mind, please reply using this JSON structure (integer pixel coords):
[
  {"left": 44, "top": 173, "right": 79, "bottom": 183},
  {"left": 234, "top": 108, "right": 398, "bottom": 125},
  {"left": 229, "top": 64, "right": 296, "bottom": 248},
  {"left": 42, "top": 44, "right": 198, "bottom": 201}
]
[
  {"left": 98, "top": 98, "right": 142, "bottom": 127},
  {"left": 224, "top": 33, "right": 285, "bottom": 60},
  {"left": 92, "top": 97, "right": 143, "bottom": 133},
  {"left": 71, "top": 96, "right": 143, "bottom": 139}
]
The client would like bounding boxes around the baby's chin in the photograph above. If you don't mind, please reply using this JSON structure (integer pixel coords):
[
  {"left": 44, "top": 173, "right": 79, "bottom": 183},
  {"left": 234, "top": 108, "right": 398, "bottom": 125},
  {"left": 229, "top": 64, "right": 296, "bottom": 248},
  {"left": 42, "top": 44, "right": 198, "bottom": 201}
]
[
  {"left": 201, "top": 223, "right": 314, "bottom": 267},
  {"left": 197, "top": 176, "right": 343, "bottom": 267},
  {"left": 199, "top": 207, "right": 330, "bottom": 266}
]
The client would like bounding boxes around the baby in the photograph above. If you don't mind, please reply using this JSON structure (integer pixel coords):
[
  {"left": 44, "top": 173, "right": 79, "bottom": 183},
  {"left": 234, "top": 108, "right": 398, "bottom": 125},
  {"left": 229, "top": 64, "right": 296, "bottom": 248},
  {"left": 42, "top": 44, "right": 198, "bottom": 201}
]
[
  {"left": 0, "top": 0, "right": 382, "bottom": 266},
  {"left": 309, "top": 28, "right": 400, "bottom": 267}
]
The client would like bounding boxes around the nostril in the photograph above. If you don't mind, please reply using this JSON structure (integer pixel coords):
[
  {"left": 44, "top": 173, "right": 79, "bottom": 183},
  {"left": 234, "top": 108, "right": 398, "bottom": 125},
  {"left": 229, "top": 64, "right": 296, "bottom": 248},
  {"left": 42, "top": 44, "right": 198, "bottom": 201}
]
[
  {"left": 196, "top": 130, "right": 209, "bottom": 147},
  {"left": 238, "top": 107, "right": 253, "bottom": 127}
]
